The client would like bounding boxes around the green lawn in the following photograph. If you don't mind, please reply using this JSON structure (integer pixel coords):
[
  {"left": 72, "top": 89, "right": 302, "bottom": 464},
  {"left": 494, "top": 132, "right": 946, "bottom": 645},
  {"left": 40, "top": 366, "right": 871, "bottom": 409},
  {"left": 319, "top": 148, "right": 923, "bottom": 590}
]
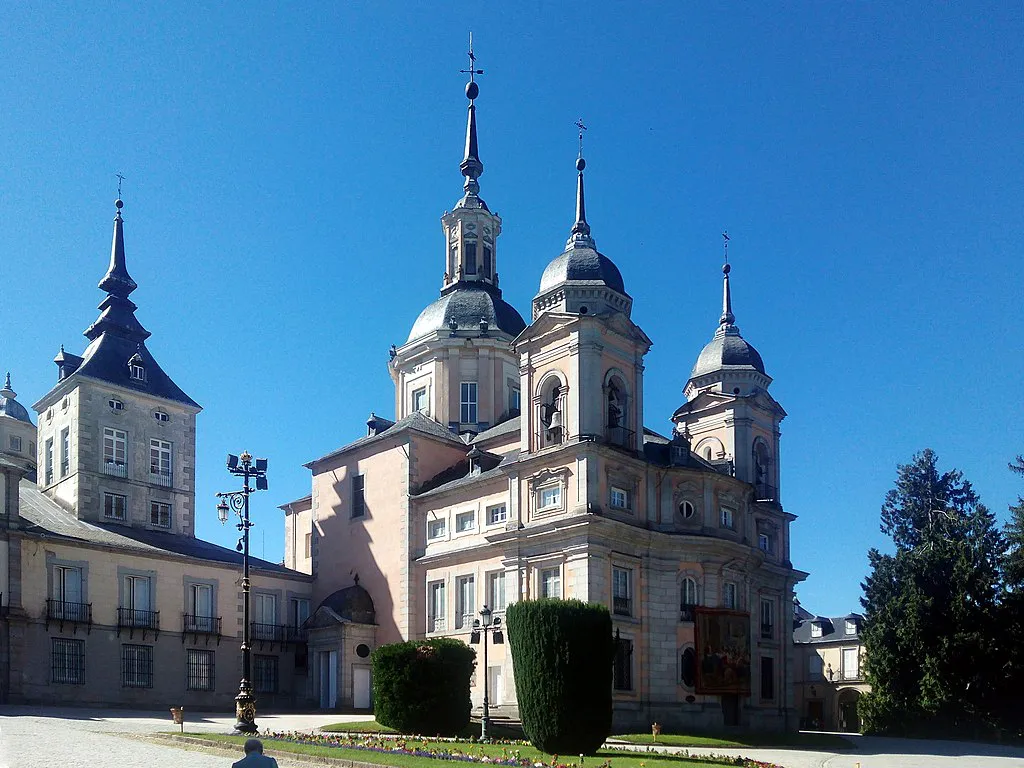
[
  {"left": 181, "top": 732, "right": 782, "bottom": 768},
  {"left": 613, "top": 732, "right": 853, "bottom": 750}
]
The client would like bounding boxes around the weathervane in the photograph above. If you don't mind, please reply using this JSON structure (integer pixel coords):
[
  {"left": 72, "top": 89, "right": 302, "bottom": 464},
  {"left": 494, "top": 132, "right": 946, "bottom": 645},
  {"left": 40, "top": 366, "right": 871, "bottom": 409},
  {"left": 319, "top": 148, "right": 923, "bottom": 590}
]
[
  {"left": 575, "top": 118, "right": 587, "bottom": 157},
  {"left": 460, "top": 33, "right": 483, "bottom": 86},
  {"left": 116, "top": 172, "right": 126, "bottom": 199},
  {"left": 722, "top": 232, "right": 730, "bottom": 264}
]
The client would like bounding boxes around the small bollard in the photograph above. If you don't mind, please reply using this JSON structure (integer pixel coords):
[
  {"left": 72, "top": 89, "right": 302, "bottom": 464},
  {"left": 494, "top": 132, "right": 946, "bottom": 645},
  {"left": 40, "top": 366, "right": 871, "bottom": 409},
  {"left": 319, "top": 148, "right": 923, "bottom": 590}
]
[
  {"left": 170, "top": 706, "right": 184, "bottom": 733},
  {"left": 651, "top": 722, "right": 662, "bottom": 743}
]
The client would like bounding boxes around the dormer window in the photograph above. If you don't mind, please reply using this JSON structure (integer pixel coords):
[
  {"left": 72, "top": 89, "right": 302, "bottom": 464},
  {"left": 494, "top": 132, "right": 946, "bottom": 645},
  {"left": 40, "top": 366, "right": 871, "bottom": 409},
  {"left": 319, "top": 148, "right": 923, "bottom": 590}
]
[
  {"left": 845, "top": 619, "right": 857, "bottom": 635},
  {"left": 109, "top": 398, "right": 124, "bottom": 411},
  {"left": 811, "top": 622, "right": 823, "bottom": 638},
  {"left": 153, "top": 411, "right": 169, "bottom": 423},
  {"left": 130, "top": 362, "right": 146, "bottom": 381}
]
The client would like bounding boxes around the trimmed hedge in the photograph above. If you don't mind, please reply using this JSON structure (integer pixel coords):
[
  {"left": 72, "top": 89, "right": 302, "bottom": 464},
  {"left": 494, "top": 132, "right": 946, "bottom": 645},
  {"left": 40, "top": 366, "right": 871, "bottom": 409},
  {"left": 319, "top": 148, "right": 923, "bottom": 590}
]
[
  {"left": 371, "top": 637, "right": 476, "bottom": 736},
  {"left": 506, "top": 599, "right": 614, "bottom": 754}
]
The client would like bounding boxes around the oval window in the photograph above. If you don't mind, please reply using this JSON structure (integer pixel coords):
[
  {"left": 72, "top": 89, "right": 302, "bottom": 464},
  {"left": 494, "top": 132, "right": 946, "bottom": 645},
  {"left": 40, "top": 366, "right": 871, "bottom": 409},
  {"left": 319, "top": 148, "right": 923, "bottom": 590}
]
[{"left": 356, "top": 643, "right": 371, "bottom": 658}]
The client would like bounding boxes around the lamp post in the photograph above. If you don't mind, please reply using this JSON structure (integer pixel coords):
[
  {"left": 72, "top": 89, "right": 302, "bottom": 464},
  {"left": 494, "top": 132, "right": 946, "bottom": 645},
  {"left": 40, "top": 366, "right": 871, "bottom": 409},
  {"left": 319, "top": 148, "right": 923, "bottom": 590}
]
[
  {"left": 216, "top": 451, "right": 268, "bottom": 735},
  {"left": 471, "top": 605, "right": 503, "bottom": 741}
]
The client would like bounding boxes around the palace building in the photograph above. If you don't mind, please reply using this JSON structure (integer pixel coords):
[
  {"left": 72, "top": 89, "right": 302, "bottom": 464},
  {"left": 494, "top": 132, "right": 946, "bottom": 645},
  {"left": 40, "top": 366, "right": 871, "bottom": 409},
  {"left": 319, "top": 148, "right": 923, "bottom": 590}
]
[{"left": 282, "top": 72, "right": 807, "bottom": 731}]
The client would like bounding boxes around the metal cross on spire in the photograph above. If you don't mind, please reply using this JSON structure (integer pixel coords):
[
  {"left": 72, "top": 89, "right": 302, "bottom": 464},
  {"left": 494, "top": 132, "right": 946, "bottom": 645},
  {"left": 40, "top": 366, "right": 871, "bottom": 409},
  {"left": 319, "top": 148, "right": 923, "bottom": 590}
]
[
  {"left": 722, "top": 231, "right": 730, "bottom": 264},
  {"left": 575, "top": 118, "right": 587, "bottom": 157},
  {"left": 460, "top": 33, "right": 484, "bottom": 84},
  {"left": 116, "top": 172, "right": 126, "bottom": 199}
]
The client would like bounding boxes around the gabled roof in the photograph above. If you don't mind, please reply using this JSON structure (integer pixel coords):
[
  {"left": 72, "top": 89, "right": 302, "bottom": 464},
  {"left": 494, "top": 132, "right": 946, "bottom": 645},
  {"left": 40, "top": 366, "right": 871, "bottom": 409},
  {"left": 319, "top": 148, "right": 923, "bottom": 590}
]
[
  {"left": 305, "top": 410, "right": 464, "bottom": 469},
  {"left": 414, "top": 449, "right": 520, "bottom": 499},
  {"left": 471, "top": 416, "right": 521, "bottom": 444},
  {"left": 19, "top": 482, "right": 304, "bottom": 577}
]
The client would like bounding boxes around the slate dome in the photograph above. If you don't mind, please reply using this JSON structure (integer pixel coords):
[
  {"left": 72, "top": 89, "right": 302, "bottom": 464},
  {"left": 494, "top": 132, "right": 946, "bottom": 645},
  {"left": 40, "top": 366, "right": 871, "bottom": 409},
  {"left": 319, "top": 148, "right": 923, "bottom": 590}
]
[
  {"left": 690, "top": 327, "right": 766, "bottom": 379},
  {"left": 538, "top": 247, "right": 626, "bottom": 295},
  {"left": 407, "top": 286, "right": 526, "bottom": 343}
]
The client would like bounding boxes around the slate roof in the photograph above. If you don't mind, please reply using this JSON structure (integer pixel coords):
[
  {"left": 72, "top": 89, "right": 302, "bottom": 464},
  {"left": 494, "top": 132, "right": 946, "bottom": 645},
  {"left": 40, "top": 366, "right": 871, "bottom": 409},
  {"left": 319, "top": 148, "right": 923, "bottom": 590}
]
[
  {"left": 19, "top": 481, "right": 304, "bottom": 577},
  {"left": 306, "top": 411, "right": 464, "bottom": 468},
  {"left": 471, "top": 416, "right": 521, "bottom": 444},
  {"left": 539, "top": 246, "right": 627, "bottom": 295},
  {"left": 691, "top": 325, "right": 766, "bottom": 379},
  {"left": 317, "top": 584, "right": 376, "bottom": 625},
  {"left": 414, "top": 449, "right": 520, "bottom": 498},
  {"left": 0, "top": 395, "right": 33, "bottom": 425},
  {"left": 793, "top": 613, "right": 864, "bottom": 644},
  {"left": 407, "top": 284, "right": 526, "bottom": 343}
]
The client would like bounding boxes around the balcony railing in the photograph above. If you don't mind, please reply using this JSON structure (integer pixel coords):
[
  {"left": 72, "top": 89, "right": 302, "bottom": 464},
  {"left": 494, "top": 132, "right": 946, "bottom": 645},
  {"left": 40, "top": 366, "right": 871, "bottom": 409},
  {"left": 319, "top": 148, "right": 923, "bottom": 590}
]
[
  {"left": 679, "top": 604, "right": 697, "bottom": 623},
  {"left": 250, "top": 622, "right": 306, "bottom": 647},
  {"left": 284, "top": 624, "right": 308, "bottom": 643},
  {"left": 605, "top": 425, "right": 636, "bottom": 450},
  {"left": 755, "top": 483, "right": 778, "bottom": 502},
  {"left": 103, "top": 461, "right": 128, "bottom": 478},
  {"left": 613, "top": 596, "right": 632, "bottom": 616},
  {"left": 46, "top": 599, "right": 93, "bottom": 631},
  {"left": 183, "top": 614, "right": 221, "bottom": 635},
  {"left": 118, "top": 607, "right": 159, "bottom": 630},
  {"left": 150, "top": 470, "right": 173, "bottom": 487},
  {"left": 428, "top": 616, "right": 447, "bottom": 633}
]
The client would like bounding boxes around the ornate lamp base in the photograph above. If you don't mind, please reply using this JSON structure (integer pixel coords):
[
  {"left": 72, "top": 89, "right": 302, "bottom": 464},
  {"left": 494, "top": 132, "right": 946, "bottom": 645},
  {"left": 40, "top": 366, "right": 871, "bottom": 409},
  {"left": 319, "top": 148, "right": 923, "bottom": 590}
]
[{"left": 234, "top": 682, "right": 258, "bottom": 734}]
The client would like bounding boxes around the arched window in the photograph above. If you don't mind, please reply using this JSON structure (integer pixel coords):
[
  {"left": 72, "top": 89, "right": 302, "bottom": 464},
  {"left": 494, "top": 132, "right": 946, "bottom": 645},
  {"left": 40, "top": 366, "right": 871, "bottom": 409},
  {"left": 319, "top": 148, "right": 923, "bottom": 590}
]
[
  {"left": 753, "top": 438, "right": 772, "bottom": 499},
  {"left": 680, "top": 647, "right": 697, "bottom": 688},
  {"left": 538, "top": 375, "right": 566, "bottom": 448},
  {"left": 680, "top": 577, "right": 699, "bottom": 621},
  {"left": 604, "top": 371, "right": 630, "bottom": 447}
]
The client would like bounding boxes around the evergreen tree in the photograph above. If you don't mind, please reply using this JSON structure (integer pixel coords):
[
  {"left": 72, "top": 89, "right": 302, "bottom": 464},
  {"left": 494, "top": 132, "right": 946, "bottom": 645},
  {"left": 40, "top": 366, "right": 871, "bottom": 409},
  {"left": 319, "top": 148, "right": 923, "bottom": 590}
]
[
  {"left": 860, "top": 449, "right": 1005, "bottom": 736},
  {"left": 996, "top": 455, "right": 1024, "bottom": 735}
]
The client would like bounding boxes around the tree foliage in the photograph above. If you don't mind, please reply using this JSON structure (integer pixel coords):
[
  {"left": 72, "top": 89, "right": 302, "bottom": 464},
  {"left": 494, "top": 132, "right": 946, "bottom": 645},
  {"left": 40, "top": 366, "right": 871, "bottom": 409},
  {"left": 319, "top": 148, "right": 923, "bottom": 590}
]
[
  {"left": 371, "top": 638, "right": 476, "bottom": 736},
  {"left": 860, "top": 449, "right": 1020, "bottom": 738},
  {"left": 506, "top": 599, "right": 614, "bottom": 755}
]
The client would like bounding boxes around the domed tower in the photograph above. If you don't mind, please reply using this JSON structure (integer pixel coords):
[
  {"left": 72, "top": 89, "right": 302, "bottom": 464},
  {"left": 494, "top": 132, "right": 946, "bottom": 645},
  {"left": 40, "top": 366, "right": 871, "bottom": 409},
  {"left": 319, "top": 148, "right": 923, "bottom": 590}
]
[
  {"left": 516, "top": 141, "right": 651, "bottom": 455},
  {"left": 390, "top": 54, "right": 526, "bottom": 435},
  {"left": 672, "top": 253, "right": 785, "bottom": 501},
  {"left": 0, "top": 372, "right": 37, "bottom": 476}
]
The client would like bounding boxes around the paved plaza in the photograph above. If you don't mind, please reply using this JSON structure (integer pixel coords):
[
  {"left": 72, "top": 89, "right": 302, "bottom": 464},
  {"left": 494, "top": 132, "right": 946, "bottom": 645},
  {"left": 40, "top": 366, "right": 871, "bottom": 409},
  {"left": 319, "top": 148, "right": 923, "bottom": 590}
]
[{"left": 0, "top": 706, "right": 1023, "bottom": 768}]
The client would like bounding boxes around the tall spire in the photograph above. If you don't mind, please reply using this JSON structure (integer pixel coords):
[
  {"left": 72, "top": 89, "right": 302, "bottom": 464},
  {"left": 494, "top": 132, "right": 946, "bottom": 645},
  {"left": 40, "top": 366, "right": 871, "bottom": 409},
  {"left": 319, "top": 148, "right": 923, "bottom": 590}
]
[
  {"left": 458, "top": 34, "right": 484, "bottom": 201},
  {"left": 84, "top": 195, "right": 150, "bottom": 343},
  {"left": 720, "top": 233, "right": 735, "bottom": 326},
  {"left": 566, "top": 118, "right": 595, "bottom": 250}
]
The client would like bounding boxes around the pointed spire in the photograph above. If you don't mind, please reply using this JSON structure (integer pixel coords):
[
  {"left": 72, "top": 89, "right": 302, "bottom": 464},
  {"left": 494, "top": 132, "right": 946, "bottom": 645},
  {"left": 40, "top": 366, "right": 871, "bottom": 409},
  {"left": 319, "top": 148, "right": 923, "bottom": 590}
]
[
  {"left": 458, "top": 34, "right": 484, "bottom": 199},
  {"left": 720, "top": 233, "right": 735, "bottom": 326},
  {"left": 566, "top": 119, "right": 595, "bottom": 250},
  {"left": 1, "top": 372, "right": 14, "bottom": 399},
  {"left": 98, "top": 198, "right": 138, "bottom": 298}
]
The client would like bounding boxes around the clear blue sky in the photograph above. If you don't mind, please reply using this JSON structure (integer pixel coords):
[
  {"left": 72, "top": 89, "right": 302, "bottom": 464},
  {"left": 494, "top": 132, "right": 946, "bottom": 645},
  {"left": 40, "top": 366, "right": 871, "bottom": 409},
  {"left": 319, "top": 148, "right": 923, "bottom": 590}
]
[{"left": 2, "top": 3, "right": 1022, "bottom": 616}]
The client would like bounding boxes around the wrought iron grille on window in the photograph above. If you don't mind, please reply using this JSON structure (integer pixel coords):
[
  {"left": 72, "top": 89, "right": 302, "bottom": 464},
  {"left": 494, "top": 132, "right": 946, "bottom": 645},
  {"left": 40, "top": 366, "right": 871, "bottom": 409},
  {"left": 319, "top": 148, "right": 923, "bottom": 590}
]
[
  {"left": 186, "top": 649, "right": 215, "bottom": 691},
  {"left": 253, "top": 655, "right": 279, "bottom": 693},
  {"left": 121, "top": 644, "right": 153, "bottom": 688},
  {"left": 51, "top": 638, "right": 85, "bottom": 684},
  {"left": 614, "top": 638, "right": 633, "bottom": 691}
]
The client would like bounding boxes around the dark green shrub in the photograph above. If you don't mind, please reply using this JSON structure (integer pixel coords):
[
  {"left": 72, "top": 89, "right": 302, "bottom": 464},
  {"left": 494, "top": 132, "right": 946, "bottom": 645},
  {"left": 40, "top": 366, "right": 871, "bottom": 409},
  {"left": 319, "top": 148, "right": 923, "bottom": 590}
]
[
  {"left": 371, "top": 637, "right": 476, "bottom": 735},
  {"left": 506, "top": 599, "right": 614, "bottom": 754}
]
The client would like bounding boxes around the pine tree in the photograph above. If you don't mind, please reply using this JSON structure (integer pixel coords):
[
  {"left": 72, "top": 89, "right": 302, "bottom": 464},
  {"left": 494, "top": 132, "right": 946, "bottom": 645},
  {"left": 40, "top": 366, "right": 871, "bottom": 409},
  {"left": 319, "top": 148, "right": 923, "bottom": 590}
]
[
  {"left": 860, "top": 449, "right": 1005, "bottom": 736},
  {"left": 996, "top": 455, "right": 1024, "bottom": 734}
]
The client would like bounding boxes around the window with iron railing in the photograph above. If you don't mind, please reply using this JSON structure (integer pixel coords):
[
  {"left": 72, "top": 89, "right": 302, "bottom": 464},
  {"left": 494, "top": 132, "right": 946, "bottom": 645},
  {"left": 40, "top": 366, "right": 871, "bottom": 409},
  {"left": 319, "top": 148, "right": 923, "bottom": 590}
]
[
  {"left": 47, "top": 599, "right": 92, "bottom": 624},
  {"left": 186, "top": 649, "right": 215, "bottom": 691},
  {"left": 51, "top": 638, "right": 85, "bottom": 684},
  {"left": 253, "top": 655, "right": 279, "bottom": 693},
  {"left": 121, "top": 644, "right": 153, "bottom": 688},
  {"left": 613, "top": 567, "right": 632, "bottom": 616}
]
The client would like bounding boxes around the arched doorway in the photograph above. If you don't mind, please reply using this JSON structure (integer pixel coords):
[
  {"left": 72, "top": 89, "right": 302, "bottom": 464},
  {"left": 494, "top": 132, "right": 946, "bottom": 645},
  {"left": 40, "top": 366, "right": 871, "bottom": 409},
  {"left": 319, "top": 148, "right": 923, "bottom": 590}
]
[{"left": 837, "top": 688, "right": 862, "bottom": 733}]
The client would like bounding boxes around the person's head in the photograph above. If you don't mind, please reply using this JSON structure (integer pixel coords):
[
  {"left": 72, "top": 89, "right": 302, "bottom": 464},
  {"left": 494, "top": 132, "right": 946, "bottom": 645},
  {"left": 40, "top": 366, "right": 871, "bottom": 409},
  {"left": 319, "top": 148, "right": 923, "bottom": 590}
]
[{"left": 243, "top": 738, "right": 263, "bottom": 755}]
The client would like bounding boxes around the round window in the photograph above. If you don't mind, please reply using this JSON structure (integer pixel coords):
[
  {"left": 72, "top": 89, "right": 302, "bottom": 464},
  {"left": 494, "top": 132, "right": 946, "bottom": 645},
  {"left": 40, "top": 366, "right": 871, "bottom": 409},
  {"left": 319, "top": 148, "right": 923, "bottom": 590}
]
[
  {"left": 679, "top": 500, "right": 695, "bottom": 519},
  {"left": 356, "top": 643, "right": 371, "bottom": 658}
]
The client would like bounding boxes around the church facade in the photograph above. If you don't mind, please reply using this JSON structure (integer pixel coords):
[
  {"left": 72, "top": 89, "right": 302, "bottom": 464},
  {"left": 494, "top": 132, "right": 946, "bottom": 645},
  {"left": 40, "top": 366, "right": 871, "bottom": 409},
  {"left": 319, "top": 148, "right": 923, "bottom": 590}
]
[{"left": 284, "top": 74, "right": 807, "bottom": 731}]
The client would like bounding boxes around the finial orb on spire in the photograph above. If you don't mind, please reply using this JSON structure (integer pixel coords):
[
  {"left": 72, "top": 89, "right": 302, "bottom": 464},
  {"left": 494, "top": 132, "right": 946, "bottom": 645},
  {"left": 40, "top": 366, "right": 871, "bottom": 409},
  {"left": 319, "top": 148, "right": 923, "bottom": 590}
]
[
  {"left": 723, "top": 262, "right": 731, "bottom": 274},
  {"left": 576, "top": 156, "right": 586, "bottom": 172},
  {"left": 115, "top": 199, "right": 124, "bottom": 210},
  {"left": 466, "top": 81, "right": 479, "bottom": 100}
]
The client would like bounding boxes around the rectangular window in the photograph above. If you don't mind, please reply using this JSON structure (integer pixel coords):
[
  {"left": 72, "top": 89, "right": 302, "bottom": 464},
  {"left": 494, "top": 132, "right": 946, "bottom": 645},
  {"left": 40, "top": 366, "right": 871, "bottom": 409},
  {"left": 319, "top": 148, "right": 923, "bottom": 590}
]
[
  {"left": 758, "top": 532, "right": 773, "bottom": 554},
  {"left": 610, "top": 486, "right": 630, "bottom": 510},
  {"left": 104, "top": 492, "right": 128, "bottom": 521},
  {"left": 464, "top": 241, "right": 477, "bottom": 274},
  {"left": 509, "top": 387, "right": 520, "bottom": 415},
  {"left": 613, "top": 637, "right": 633, "bottom": 691},
  {"left": 540, "top": 567, "right": 561, "bottom": 599},
  {"left": 150, "top": 439, "right": 172, "bottom": 483},
  {"left": 412, "top": 387, "right": 428, "bottom": 413},
  {"left": 613, "top": 567, "right": 632, "bottom": 616},
  {"left": 761, "top": 598, "right": 774, "bottom": 639},
  {"left": 252, "top": 593, "right": 278, "bottom": 640},
  {"left": 460, "top": 382, "right": 478, "bottom": 424},
  {"left": 842, "top": 647, "right": 859, "bottom": 680},
  {"left": 483, "top": 244, "right": 493, "bottom": 276},
  {"left": 760, "top": 656, "right": 775, "bottom": 700},
  {"left": 304, "top": 532, "right": 312, "bottom": 559},
  {"left": 253, "top": 655, "right": 279, "bottom": 693},
  {"left": 455, "top": 510, "right": 476, "bottom": 532},
  {"left": 45, "top": 438, "right": 54, "bottom": 484},
  {"left": 51, "top": 638, "right": 85, "bottom": 684},
  {"left": 9, "top": 435, "right": 22, "bottom": 452},
  {"left": 103, "top": 427, "right": 127, "bottom": 474},
  {"left": 723, "top": 581, "right": 737, "bottom": 610},
  {"left": 720, "top": 506, "right": 735, "bottom": 529},
  {"left": 487, "top": 571, "right": 506, "bottom": 612},
  {"left": 538, "top": 485, "right": 561, "bottom": 511},
  {"left": 187, "top": 583, "right": 214, "bottom": 632},
  {"left": 121, "top": 644, "right": 153, "bottom": 688},
  {"left": 845, "top": 619, "right": 857, "bottom": 635},
  {"left": 150, "top": 501, "right": 171, "bottom": 528},
  {"left": 455, "top": 575, "right": 475, "bottom": 629},
  {"left": 809, "top": 654, "right": 823, "bottom": 680},
  {"left": 60, "top": 427, "right": 70, "bottom": 477},
  {"left": 122, "top": 574, "right": 151, "bottom": 627},
  {"left": 427, "top": 518, "right": 446, "bottom": 540},
  {"left": 351, "top": 474, "right": 366, "bottom": 518},
  {"left": 186, "top": 649, "right": 215, "bottom": 691},
  {"left": 54, "top": 565, "right": 83, "bottom": 605},
  {"left": 486, "top": 504, "right": 507, "bottom": 525},
  {"left": 289, "top": 597, "right": 310, "bottom": 628},
  {"left": 428, "top": 580, "right": 446, "bottom": 632}
]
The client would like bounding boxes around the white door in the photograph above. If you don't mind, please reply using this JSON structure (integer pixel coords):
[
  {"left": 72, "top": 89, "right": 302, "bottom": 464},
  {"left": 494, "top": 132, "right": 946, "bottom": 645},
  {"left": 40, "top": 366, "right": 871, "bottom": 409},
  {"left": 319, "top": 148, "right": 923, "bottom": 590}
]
[
  {"left": 320, "top": 651, "right": 338, "bottom": 709},
  {"left": 354, "top": 666, "right": 372, "bottom": 709},
  {"left": 488, "top": 666, "right": 502, "bottom": 707}
]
